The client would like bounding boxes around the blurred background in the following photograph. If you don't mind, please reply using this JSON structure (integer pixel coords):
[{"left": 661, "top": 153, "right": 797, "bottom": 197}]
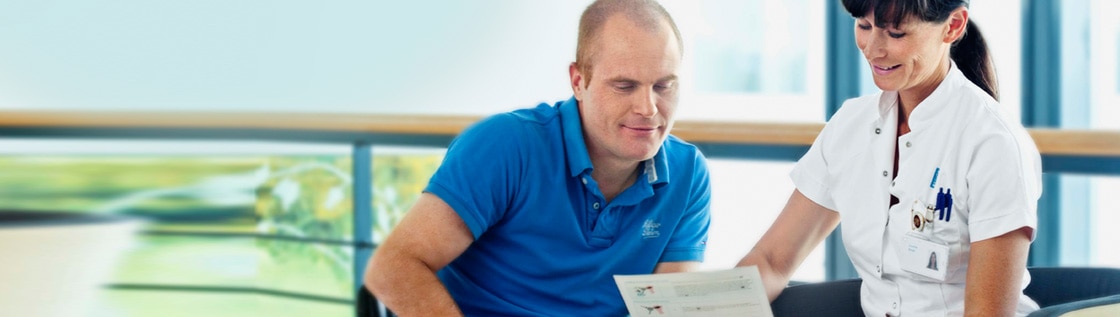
[{"left": 0, "top": 0, "right": 1116, "bottom": 316}]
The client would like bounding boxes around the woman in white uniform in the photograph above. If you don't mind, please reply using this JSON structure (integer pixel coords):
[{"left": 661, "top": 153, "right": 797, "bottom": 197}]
[{"left": 737, "top": 0, "right": 1042, "bottom": 316}]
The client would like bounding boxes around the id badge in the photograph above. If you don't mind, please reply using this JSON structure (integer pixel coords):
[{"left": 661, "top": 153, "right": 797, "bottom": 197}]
[{"left": 900, "top": 233, "right": 949, "bottom": 281}]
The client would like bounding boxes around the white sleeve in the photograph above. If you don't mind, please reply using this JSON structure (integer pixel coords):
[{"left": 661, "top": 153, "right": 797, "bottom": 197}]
[
  {"left": 790, "top": 121, "right": 837, "bottom": 211},
  {"left": 966, "top": 127, "right": 1042, "bottom": 242}
]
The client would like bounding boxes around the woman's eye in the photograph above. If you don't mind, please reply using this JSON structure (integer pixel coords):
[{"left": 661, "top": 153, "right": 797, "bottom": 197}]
[
  {"left": 857, "top": 23, "right": 871, "bottom": 30},
  {"left": 888, "top": 31, "right": 906, "bottom": 39}
]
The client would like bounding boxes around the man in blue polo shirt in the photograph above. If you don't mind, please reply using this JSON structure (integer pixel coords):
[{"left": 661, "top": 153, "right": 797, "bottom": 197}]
[{"left": 363, "top": 0, "right": 710, "bottom": 315}]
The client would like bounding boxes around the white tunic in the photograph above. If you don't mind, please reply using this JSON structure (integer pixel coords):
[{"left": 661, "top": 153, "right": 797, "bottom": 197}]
[{"left": 791, "top": 63, "right": 1042, "bottom": 316}]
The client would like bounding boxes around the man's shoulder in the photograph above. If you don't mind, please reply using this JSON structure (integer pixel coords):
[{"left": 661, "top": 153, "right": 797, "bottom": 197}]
[
  {"left": 661, "top": 135, "right": 708, "bottom": 176},
  {"left": 472, "top": 101, "right": 562, "bottom": 132},
  {"left": 450, "top": 101, "right": 567, "bottom": 156},
  {"left": 509, "top": 101, "right": 564, "bottom": 124},
  {"left": 663, "top": 135, "right": 702, "bottom": 157}
]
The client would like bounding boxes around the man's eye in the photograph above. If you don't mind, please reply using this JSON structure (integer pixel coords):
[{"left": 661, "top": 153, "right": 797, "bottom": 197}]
[{"left": 654, "top": 82, "right": 674, "bottom": 92}]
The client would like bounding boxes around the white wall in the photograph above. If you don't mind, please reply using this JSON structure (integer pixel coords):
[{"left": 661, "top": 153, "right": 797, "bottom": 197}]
[
  {"left": 0, "top": 1, "right": 586, "bottom": 115},
  {"left": 0, "top": 0, "right": 828, "bottom": 122}
]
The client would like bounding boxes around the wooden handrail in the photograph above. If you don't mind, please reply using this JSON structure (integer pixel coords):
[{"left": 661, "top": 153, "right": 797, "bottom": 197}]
[
  {"left": 0, "top": 111, "right": 479, "bottom": 135},
  {"left": 1, "top": 111, "right": 1118, "bottom": 157}
]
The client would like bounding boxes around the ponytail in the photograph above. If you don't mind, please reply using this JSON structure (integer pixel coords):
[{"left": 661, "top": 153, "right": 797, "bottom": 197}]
[{"left": 951, "top": 22, "right": 999, "bottom": 101}]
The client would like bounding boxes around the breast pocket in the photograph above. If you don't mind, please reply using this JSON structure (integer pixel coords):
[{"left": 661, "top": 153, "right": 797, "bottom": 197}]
[
  {"left": 928, "top": 180, "right": 967, "bottom": 283},
  {"left": 926, "top": 177, "right": 961, "bottom": 237}
]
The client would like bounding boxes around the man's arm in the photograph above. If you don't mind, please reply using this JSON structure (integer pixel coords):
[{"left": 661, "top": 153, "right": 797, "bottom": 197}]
[
  {"left": 964, "top": 227, "right": 1032, "bottom": 317},
  {"left": 363, "top": 192, "right": 474, "bottom": 316},
  {"left": 736, "top": 189, "right": 840, "bottom": 301}
]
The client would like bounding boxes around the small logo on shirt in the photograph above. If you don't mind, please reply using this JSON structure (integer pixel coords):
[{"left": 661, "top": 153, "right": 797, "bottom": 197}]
[{"left": 641, "top": 219, "right": 661, "bottom": 239}]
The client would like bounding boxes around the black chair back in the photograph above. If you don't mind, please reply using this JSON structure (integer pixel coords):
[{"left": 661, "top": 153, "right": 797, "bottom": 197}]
[
  {"left": 1024, "top": 267, "right": 1120, "bottom": 307},
  {"left": 357, "top": 286, "right": 396, "bottom": 317},
  {"left": 770, "top": 279, "right": 863, "bottom": 317},
  {"left": 769, "top": 267, "right": 1120, "bottom": 316},
  {"left": 355, "top": 267, "right": 1120, "bottom": 316}
]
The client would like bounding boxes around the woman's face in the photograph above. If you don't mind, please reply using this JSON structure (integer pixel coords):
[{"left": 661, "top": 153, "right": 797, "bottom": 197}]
[{"left": 853, "top": 12, "right": 954, "bottom": 95}]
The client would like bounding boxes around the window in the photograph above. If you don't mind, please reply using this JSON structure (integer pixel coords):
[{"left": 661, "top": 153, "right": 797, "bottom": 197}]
[
  {"left": 1091, "top": 0, "right": 1120, "bottom": 130},
  {"left": 669, "top": 0, "right": 826, "bottom": 122},
  {"left": 0, "top": 140, "right": 356, "bottom": 317},
  {"left": 0, "top": 1, "right": 579, "bottom": 115},
  {"left": 369, "top": 146, "right": 444, "bottom": 244},
  {"left": 703, "top": 160, "right": 825, "bottom": 282},
  {"left": 1090, "top": 176, "right": 1120, "bottom": 266},
  {"left": 663, "top": 0, "right": 827, "bottom": 281},
  {"left": 966, "top": 1, "right": 1023, "bottom": 121},
  {"left": 1087, "top": 0, "right": 1120, "bottom": 268}
]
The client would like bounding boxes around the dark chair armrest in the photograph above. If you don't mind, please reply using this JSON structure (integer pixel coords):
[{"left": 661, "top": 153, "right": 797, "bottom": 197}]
[
  {"left": 357, "top": 285, "right": 396, "bottom": 317},
  {"left": 1026, "top": 267, "right": 1120, "bottom": 307},
  {"left": 770, "top": 279, "right": 863, "bottom": 317},
  {"left": 1027, "top": 294, "right": 1120, "bottom": 317}
]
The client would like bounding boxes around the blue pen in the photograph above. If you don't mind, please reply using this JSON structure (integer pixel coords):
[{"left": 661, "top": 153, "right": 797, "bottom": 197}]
[
  {"left": 937, "top": 188, "right": 945, "bottom": 220},
  {"left": 945, "top": 188, "right": 952, "bottom": 222},
  {"left": 929, "top": 167, "right": 940, "bottom": 188}
]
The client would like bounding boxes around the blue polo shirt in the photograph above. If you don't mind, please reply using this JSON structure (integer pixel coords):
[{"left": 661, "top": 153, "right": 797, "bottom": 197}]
[{"left": 425, "top": 97, "right": 711, "bottom": 316}]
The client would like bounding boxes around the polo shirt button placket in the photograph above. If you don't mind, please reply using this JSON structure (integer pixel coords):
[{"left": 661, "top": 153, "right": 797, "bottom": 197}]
[{"left": 592, "top": 202, "right": 600, "bottom": 210}]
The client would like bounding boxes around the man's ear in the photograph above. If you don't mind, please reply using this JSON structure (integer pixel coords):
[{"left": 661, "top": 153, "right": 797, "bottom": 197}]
[
  {"left": 569, "top": 62, "right": 585, "bottom": 99},
  {"left": 944, "top": 7, "right": 969, "bottom": 44}
]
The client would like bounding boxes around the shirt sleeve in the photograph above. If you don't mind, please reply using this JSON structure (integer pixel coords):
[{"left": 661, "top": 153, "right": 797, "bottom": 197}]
[
  {"left": 425, "top": 114, "right": 524, "bottom": 239},
  {"left": 965, "top": 126, "right": 1042, "bottom": 242},
  {"left": 659, "top": 150, "right": 712, "bottom": 263},
  {"left": 790, "top": 119, "right": 838, "bottom": 211}
]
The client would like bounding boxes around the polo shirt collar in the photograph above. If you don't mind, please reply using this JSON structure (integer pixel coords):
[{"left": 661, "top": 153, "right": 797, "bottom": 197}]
[
  {"left": 645, "top": 145, "right": 669, "bottom": 186},
  {"left": 559, "top": 96, "right": 669, "bottom": 186},
  {"left": 560, "top": 97, "right": 594, "bottom": 178}
]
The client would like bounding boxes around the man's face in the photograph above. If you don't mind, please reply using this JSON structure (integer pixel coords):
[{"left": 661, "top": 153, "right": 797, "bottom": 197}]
[{"left": 570, "top": 15, "right": 681, "bottom": 167}]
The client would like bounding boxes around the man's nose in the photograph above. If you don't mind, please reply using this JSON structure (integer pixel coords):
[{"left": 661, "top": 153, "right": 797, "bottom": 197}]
[{"left": 633, "top": 87, "right": 658, "bottom": 118}]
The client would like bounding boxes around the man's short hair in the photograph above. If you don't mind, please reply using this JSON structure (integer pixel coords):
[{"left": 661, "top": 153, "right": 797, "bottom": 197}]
[{"left": 575, "top": 0, "right": 683, "bottom": 87}]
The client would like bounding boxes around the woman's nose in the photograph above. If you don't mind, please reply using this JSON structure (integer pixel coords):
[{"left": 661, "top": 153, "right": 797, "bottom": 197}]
[{"left": 862, "top": 32, "right": 886, "bottom": 59}]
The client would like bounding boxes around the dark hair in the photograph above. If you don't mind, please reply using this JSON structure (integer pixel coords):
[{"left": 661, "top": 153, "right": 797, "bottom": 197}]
[{"left": 840, "top": 0, "right": 998, "bottom": 100}]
